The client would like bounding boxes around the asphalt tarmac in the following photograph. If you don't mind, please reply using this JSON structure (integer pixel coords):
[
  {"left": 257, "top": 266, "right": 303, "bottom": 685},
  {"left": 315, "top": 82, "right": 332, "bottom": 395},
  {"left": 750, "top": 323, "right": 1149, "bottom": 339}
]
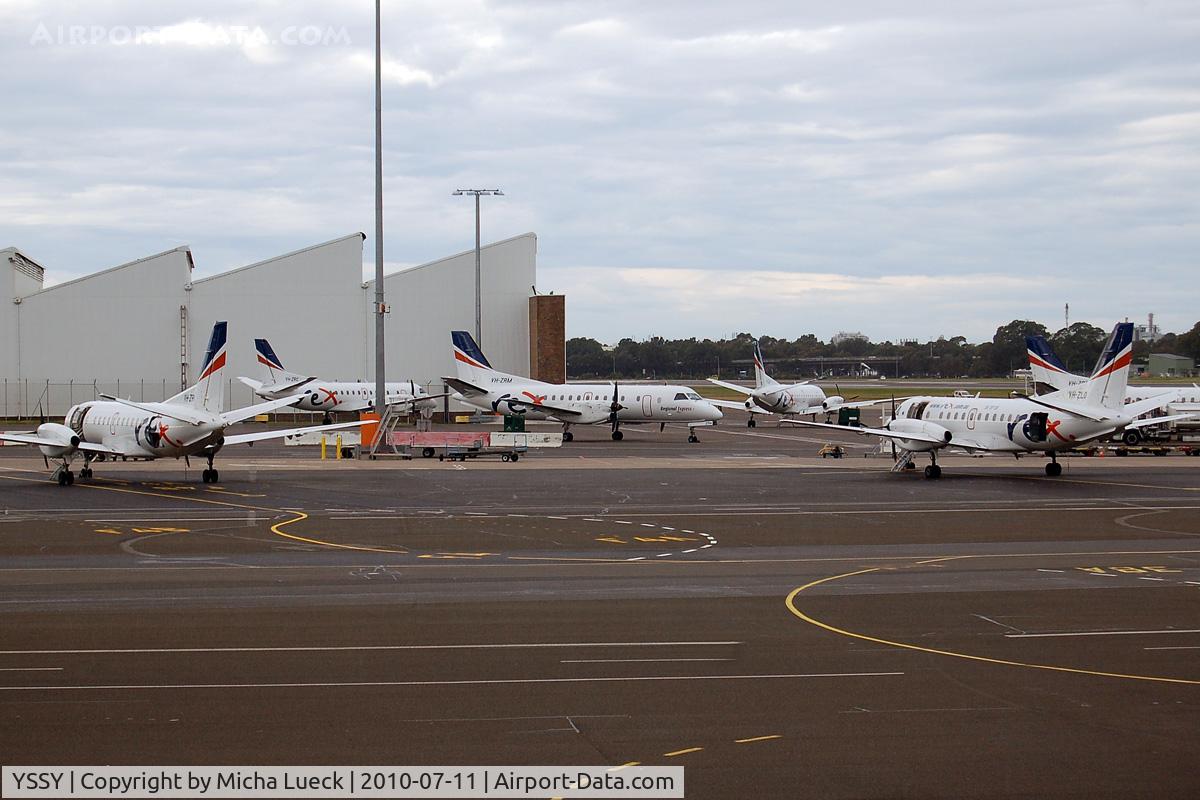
[{"left": 1, "top": 421, "right": 1198, "bottom": 798}]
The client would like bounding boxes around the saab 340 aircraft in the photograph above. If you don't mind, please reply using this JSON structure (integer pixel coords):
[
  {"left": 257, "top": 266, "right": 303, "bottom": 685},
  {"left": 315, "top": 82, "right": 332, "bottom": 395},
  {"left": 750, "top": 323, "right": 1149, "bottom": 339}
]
[
  {"left": 238, "top": 339, "right": 446, "bottom": 424},
  {"left": 444, "top": 331, "right": 722, "bottom": 442},
  {"left": 783, "top": 323, "right": 1183, "bottom": 478},
  {"left": 708, "top": 339, "right": 885, "bottom": 426},
  {"left": 1026, "top": 334, "right": 1200, "bottom": 443},
  {"left": 0, "top": 322, "right": 362, "bottom": 486}
]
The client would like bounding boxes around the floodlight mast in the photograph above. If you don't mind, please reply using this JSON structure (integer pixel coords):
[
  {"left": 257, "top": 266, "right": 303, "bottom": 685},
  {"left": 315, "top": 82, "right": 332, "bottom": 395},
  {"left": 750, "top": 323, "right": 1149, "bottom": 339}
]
[
  {"left": 453, "top": 188, "right": 504, "bottom": 348},
  {"left": 373, "top": 0, "right": 386, "bottom": 430}
]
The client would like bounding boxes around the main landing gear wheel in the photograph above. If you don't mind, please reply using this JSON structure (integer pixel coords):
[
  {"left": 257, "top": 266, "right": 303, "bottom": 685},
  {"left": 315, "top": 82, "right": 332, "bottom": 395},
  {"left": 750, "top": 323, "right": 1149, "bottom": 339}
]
[
  {"left": 611, "top": 430, "right": 623, "bottom": 441},
  {"left": 688, "top": 433, "right": 700, "bottom": 443},
  {"left": 201, "top": 468, "right": 220, "bottom": 484},
  {"left": 80, "top": 467, "right": 93, "bottom": 479},
  {"left": 57, "top": 470, "right": 74, "bottom": 486},
  {"left": 924, "top": 464, "right": 942, "bottom": 479},
  {"left": 562, "top": 431, "right": 574, "bottom": 442},
  {"left": 1045, "top": 462, "right": 1062, "bottom": 477}
]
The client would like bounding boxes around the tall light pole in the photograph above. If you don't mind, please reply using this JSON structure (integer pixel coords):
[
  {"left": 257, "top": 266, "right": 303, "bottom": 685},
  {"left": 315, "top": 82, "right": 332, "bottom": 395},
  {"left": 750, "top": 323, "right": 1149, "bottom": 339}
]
[
  {"left": 373, "top": 0, "right": 386, "bottom": 426},
  {"left": 453, "top": 188, "right": 503, "bottom": 347}
]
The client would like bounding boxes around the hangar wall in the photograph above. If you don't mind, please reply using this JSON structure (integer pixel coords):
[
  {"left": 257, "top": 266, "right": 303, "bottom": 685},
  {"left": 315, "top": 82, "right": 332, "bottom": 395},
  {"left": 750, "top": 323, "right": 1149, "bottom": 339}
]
[{"left": 1, "top": 233, "right": 537, "bottom": 416}]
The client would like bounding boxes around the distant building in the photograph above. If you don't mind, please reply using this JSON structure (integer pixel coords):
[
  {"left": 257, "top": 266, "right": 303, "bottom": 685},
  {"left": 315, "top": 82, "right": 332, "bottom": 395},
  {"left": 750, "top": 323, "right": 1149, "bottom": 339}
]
[
  {"left": 1133, "top": 313, "right": 1162, "bottom": 343},
  {"left": 1147, "top": 353, "right": 1195, "bottom": 377},
  {"left": 831, "top": 331, "right": 868, "bottom": 346}
]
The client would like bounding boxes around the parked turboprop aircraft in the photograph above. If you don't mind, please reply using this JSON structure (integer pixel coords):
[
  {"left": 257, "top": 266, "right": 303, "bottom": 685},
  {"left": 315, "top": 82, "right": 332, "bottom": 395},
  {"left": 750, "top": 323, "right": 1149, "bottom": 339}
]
[
  {"left": 444, "top": 331, "right": 723, "bottom": 442},
  {"left": 0, "top": 322, "right": 362, "bottom": 486},
  {"left": 1026, "top": 334, "right": 1200, "bottom": 444},
  {"left": 238, "top": 339, "right": 445, "bottom": 424},
  {"left": 707, "top": 339, "right": 885, "bottom": 426},
  {"left": 782, "top": 323, "right": 1183, "bottom": 478}
]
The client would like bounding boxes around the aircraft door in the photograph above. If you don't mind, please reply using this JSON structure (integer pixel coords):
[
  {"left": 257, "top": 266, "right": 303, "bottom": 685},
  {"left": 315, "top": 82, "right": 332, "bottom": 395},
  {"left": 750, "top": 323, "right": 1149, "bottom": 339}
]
[
  {"left": 642, "top": 395, "right": 652, "bottom": 417},
  {"left": 1025, "top": 412, "right": 1049, "bottom": 443},
  {"left": 68, "top": 405, "right": 90, "bottom": 436},
  {"left": 908, "top": 401, "right": 930, "bottom": 419}
]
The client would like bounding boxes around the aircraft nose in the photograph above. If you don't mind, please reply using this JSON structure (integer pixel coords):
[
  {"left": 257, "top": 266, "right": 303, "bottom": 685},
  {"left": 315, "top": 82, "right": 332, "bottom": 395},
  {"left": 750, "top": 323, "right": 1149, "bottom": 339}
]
[{"left": 705, "top": 402, "right": 723, "bottom": 421}]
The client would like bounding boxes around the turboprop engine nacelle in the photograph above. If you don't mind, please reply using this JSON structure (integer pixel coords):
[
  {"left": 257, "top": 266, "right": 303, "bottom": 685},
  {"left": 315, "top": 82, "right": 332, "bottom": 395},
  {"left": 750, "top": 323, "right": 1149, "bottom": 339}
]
[
  {"left": 887, "top": 418, "right": 952, "bottom": 450},
  {"left": 754, "top": 390, "right": 789, "bottom": 412},
  {"left": 36, "top": 422, "right": 81, "bottom": 458},
  {"left": 822, "top": 395, "right": 845, "bottom": 410},
  {"left": 570, "top": 403, "right": 616, "bottom": 425}
]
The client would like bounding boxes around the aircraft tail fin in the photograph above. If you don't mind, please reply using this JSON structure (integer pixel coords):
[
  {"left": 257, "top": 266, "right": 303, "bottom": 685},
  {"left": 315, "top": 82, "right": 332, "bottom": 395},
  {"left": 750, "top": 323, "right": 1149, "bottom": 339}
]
[
  {"left": 1026, "top": 335, "right": 1072, "bottom": 391},
  {"left": 1083, "top": 322, "right": 1134, "bottom": 411},
  {"left": 451, "top": 330, "right": 529, "bottom": 384},
  {"left": 167, "top": 321, "right": 227, "bottom": 413},
  {"left": 752, "top": 339, "right": 779, "bottom": 389},
  {"left": 255, "top": 338, "right": 306, "bottom": 385}
]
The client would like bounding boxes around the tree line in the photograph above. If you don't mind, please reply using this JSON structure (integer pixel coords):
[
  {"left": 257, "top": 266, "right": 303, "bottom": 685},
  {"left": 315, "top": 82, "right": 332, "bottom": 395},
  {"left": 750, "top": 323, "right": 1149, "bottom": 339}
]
[{"left": 566, "top": 320, "right": 1200, "bottom": 380}]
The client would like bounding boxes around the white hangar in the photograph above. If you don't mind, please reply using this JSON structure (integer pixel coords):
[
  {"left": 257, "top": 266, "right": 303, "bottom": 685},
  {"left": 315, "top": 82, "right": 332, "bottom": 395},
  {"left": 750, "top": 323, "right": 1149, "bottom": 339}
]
[{"left": 1, "top": 232, "right": 539, "bottom": 416}]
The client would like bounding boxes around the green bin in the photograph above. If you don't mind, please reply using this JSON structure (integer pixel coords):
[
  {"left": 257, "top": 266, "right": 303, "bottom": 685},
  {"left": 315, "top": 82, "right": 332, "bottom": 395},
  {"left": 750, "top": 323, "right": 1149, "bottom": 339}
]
[
  {"left": 837, "top": 407, "right": 861, "bottom": 427},
  {"left": 503, "top": 415, "right": 526, "bottom": 432}
]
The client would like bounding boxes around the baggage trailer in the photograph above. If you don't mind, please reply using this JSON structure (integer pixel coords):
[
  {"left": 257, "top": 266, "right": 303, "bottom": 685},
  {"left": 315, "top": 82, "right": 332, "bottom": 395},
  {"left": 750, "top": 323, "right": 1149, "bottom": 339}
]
[{"left": 385, "top": 431, "right": 562, "bottom": 460}]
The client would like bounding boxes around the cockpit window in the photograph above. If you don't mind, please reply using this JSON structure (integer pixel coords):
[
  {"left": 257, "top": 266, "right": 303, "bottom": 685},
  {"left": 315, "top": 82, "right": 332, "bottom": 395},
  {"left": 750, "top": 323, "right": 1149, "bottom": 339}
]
[
  {"left": 674, "top": 392, "right": 688, "bottom": 400},
  {"left": 686, "top": 393, "right": 702, "bottom": 400}
]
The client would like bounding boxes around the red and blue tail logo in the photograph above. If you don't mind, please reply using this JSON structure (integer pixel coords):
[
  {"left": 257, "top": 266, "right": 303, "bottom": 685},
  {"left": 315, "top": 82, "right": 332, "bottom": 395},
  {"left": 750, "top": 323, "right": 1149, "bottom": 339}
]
[
  {"left": 752, "top": 340, "right": 765, "bottom": 373},
  {"left": 452, "top": 330, "right": 492, "bottom": 370},
  {"left": 1090, "top": 322, "right": 1134, "bottom": 380},
  {"left": 1025, "top": 336, "right": 1068, "bottom": 374},
  {"left": 255, "top": 338, "right": 284, "bottom": 371},
  {"left": 197, "top": 321, "right": 228, "bottom": 381}
]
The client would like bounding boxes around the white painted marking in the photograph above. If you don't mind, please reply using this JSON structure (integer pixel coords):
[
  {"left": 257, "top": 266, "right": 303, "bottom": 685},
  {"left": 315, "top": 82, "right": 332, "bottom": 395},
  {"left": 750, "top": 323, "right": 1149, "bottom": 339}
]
[
  {"left": 614, "top": 521, "right": 632, "bottom": 525},
  {"left": 0, "top": 641, "right": 743, "bottom": 656},
  {"left": 701, "top": 544, "right": 712, "bottom": 549},
  {"left": 0, "top": 672, "right": 905, "bottom": 692},
  {"left": 560, "top": 658, "right": 734, "bottom": 664},
  {"left": 1139, "top": 577, "right": 1166, "bottom": 581},
  {"left": 0, "top": 667, "right": 63, "bottom": 672},
  {"left": 683, "top": 549, "right": 697, "bottom": 554},
  {"left": 1144, "top": 645, "right": 1200, "bottom": 651},
  {"left": 627, "top": 557, "right": 645, "bottom": 562},
  {"left": 1036, "top": 569, "right": 1065, "bottom": 573},
  {"left": 547, "top": 516, "right": 568, "bottom": 520},
  {"left": 641, "top": 523, "right": 657, "bottom": 528},
  {"left": 681, "top": 530, "right": 695, "bottom": 534},
  {"left": 661, "top": 527, "right": 675, "bottom": 531},
  {"left": 1006, "top": 629, "right": 1200, "bottom": 639},
  {"left": 583, "top": 519, "right": 603, "bottom": 523},
  {"left": 656, "top": 553, "right": 672, "bottom": 558}
]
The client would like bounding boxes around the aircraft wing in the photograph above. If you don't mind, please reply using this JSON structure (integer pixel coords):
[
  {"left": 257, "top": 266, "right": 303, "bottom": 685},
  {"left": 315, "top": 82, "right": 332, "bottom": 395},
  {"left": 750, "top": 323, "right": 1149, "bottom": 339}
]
[
  {"left": 223, "top": 420, "right": 366, "bottom": 446},
  {"left": 385, "top": 392, "right": 453, "bottom": 407},
  {"left": 220, "top": 395, "right": 302, "bottom": 425},
  {"left": 706, "top": 378, "right": 754, "bottom": 395},
  {"left": 780, "top": 419, "right": 951, "bottom": 446},
  {"left": 1127, "top": 413, "right": 1197, "bottom": 430},
  {"left": 501, "top": 398, "right": 585, "bottom": 417},
  {"left": 98, "top": 395, "right": 206, "bottom": 426},
  {"left": 0, "top": 432, "right": 120, "bottom": 454},
  {"left": 1122, "top": 390, "right": 1181, "bottom": 418},
  {"left": 443, "top": 377, "right": 489, "bottom": 397}
]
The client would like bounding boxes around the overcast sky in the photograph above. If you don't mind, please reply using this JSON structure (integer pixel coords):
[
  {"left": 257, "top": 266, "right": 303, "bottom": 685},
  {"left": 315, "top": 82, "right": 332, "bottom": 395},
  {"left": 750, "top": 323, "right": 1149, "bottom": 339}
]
[{"left": 3, "top": 1, "right": 1198, "bottom": 343}]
